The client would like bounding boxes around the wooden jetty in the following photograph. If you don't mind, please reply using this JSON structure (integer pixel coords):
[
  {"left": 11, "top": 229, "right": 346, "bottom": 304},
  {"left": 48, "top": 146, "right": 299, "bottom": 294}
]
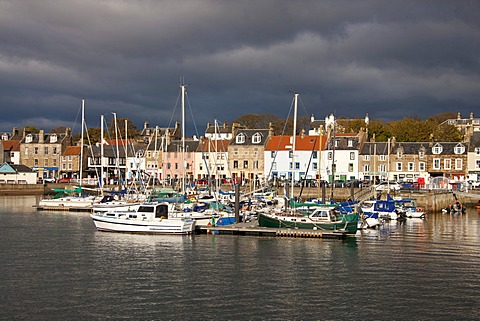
[
  {"left": 34, "top": 206, "right": 93, "bottom": 213},
  {"left": 196, "top": 221, "right": 348, "bottom": 239}
]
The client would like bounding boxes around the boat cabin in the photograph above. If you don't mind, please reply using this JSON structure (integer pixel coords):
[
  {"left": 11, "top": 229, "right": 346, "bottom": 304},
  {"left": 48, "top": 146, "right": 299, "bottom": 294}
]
[
  {"left": 137, "top": 204, "right": 169, "bottom": 219},
  {"left": 309, "top": 207, "right": 338, "bottom": 222}
]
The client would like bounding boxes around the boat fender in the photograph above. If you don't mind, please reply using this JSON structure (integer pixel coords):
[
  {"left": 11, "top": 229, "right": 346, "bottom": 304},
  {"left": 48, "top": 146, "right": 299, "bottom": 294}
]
[{"left": 416, "top": 208, "right": 423, "bottom": 212}]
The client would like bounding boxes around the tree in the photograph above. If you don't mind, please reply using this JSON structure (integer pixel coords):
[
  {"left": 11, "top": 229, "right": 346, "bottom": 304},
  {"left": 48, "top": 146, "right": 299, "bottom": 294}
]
[
  {"left": 106, "top": 118, "right": 139, "bottom": 140},
  {"left": 233, "top": 113, "right": 280, "bottom": 129},
  {"left": 50, "top": 126, "right": 67, "bottom": 134},
  {"left": 22, "top": 126, "right": 39, "bottom": 134}
]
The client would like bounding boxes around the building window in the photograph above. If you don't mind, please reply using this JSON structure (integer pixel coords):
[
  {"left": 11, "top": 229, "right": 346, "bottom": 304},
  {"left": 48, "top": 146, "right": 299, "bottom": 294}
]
[
  {"left": 44, "top": 147, "right": 48, "bottom": 155},
  {"left": 25, "top": 134, "right": 33, "bottom": 143},
  {"left": 397, "top": 150, "right": 403, "bottom": 158},
  {"left": 312, "top": 151, "right": 317, "bottom": 159},
  {"left": 396, "top": 162, "right": 402, "bottom": 171},
  {"left": 53, "top": 147, "right": 57, "bottom": 154},
  {"left": 433, "top": 159, "right": 440, "bottom": 170},
  {"left": 379, "top": 155, "right": 386, "bottom": 161},
  {"left": 167, "top": 163, "right": 171, "bottom": 169},
  {"left": 253, "top": 160, "right": 258, "bottom": 169},
  {"left": 454, "top": 144, "right": 465, "bottom": 155},
  {"left": 363, "top": 164, "right": 370, "bottom": 172},
  {"left": 233, "top": 161, "right": 238, "bottom": 169},
  {"left": 347, "top": 140, "right": 353, "bottom": 147},
  {"left": 455, "top": 159, "right": 462, "bottom": 170},
  {"left": 233, "top": 148, "right": 239, "bottom": 156},
  {"left": 419, "top": 150, "right": 425, "bottom": 158},
  {"left": 364, "top": 155, "right": 370, "bottom": 161},
  {"left": 379, "top": 164, "right": 386, "bottom": 173},
  {"left": 475, "top": 148, "right": 480, "bottom": 155},
  {"left": 34, "top": 159, "right": 38, "bottom": 166},
  {"left": 252, "top": 133, "right": 262, "bottom": 144},
  {"left": 68, "top": 163, "right": 72, "bottom": 170},
  {"left": 271, "top": 151, "right": 276, "bottom": 158},
  {"left": 34, "top": 147, "right": 38, "bottom": 155},
  {"left": 328, "top": 152, "right": 333, "bottom": 160},
  {"left": 25, "top": 147, "right": 28, "bottom": 156},
  {"left": 348, "top": 163, "right": 353, "bottom": 172},
  {"left": 419, "top": 162, "right": 425, "bottom": 171},
  {"left": 289, "top": 150, "right": 293, "bottom": 158},
  {"left": 44, "top": 159, "right": 48, "bottom": 166},
  {"left": 432, "top": 144, "right": 443, "bottom": 154},
  {"left": 444, "top": 159, "right": 451, "bottom": 170},
  {"left": 408, "top": 162, "right": 414, "bottom": 171},
  {"left": 313, "top": 162, "right": 317, "bottom": 170},
  {"left": 476, "top": 160, "right": 480, "bottom": 169},
  {"left": 62, "top": 164, "right": 66, "bottom": 170},
  {"left": 295, "top": 162, "right": 300, "bottom": 170},
  {"left": 272, "top": 162, "right": 277, "bottom": 170},
  {"left": 350, "top": 152, "right": 355, "bottom": 160},
  {"left": 236, "top": 133, "right": 245, "bottom": 144},
  {"left": 244, "top": 160, "right": 248, "bottom": 168}
]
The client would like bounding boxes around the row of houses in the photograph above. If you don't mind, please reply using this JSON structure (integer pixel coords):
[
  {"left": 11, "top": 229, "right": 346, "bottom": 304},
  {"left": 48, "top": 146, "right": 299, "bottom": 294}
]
[{"left": 1, "top": 113, "right": 480, "bottom": 186}]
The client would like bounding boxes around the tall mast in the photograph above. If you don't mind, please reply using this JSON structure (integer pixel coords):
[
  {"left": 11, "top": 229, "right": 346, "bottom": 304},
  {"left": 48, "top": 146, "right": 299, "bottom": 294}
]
[
  {"left": 79, "top": 99, "right": 84, "bottom": 188},
  {"left": 100, "top": 114, "right": 104, "bottom": 192},
  {"left": 290, "top": 93, "right": 298, "bottom": 201},
  {"left": 113, "top": 112, "right": 120, "bottom": 191},
  {"left": 181, "top": 81, "right": 186, "bottom": 195}
]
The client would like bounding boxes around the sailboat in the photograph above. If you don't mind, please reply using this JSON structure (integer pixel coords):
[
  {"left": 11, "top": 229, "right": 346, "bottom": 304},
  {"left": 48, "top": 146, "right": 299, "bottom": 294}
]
[
  {"left": 257, "top": 93, "right": 359, "bottom": 234},
  {"left": 37, "top": 99, "right": 102, "bottom": 211}
]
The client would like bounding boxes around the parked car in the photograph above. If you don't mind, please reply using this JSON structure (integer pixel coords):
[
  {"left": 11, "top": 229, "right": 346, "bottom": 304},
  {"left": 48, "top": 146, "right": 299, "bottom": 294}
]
[
  {"left": 467, "top": 180, "right": 480, "bottom": 189},
  {"left": 333, "top": 180, "right": 346, "bottom": 188},
  {"left": 58, "top": 177, "right": 72, "bottom": 183},
  {"left": 345, "top": 179, "right": 361, "bottom": 188},
  {"left": 375, "top": 181, "right": 401, "bottom": 191},
  {"left": 43, "top": 177, "right": 56, "bottom": 183}
]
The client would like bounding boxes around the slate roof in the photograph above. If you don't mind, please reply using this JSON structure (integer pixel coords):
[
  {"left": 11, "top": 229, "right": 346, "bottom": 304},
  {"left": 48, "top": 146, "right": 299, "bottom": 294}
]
[{"left": 229, "top": 129, "right": 271, "bottom": 146}]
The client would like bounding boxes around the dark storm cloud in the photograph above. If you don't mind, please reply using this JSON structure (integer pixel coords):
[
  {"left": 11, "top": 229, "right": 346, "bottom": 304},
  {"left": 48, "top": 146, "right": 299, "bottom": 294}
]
[{"left": 0, "top": 0, "right": 479, "bottom": 135}]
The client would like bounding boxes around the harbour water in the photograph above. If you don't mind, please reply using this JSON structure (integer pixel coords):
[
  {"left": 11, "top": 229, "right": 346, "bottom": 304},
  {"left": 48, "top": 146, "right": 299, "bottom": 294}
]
[{"left": 1, "top": 196, "right": 480, "bottom": 320}]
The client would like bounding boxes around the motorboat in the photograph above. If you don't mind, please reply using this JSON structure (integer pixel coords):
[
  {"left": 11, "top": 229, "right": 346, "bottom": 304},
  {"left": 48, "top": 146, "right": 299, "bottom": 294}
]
[{"left": 91, "top": 203, "right": 195, "bottom": 234}]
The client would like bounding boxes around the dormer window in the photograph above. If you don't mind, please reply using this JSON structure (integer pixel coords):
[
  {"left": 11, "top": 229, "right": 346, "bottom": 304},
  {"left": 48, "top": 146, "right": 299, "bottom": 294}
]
[
  {"left": 25, "top": 134, "right": 33, "bottom": 143},
  {"left": 50, "top": 134, "right": 57, "bottom": 143},
  {"left": 236, "top": 133, "right": 246, "bottom": 144},
  {"left": 397, "top": 150, "right": 403, "bottom": 158},
  {"left": 454, "top": 143, "right": 465, "bottom": 155},
  {"left": 1, "top": 134, "right": 8, "bottom": 140},
  {"left": 419, "top": 149, "right": 425, "bottom": 158},
  {"left": 475, "top": 147, "right": 480, "bottom": 155},
  {"left": 432, "top": 143, "right": 443, "bottom": 155},
  {"left": 252, "top": 132, "right": 262, "bottom": 144},
  {"left": 136, "top": 150, "right": 144, "bottom": 158},
  {"left": 347, "top": 140, "right": 353, "bottom": 147}
]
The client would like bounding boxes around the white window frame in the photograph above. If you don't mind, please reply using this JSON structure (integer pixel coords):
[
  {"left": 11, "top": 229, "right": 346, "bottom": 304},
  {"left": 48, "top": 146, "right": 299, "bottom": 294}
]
[
  {"left": 444, "top": 159, "right": 451, "bottom": 170},
  {"left": 432, "top": 143, "right": 443, "bottom": 155},
  {"left": 396, "top": 162, "right": 402, "bottom": 171},
  {"left": 408, "top": 162, "right": 414, "bottom": 171},
  {"left": 419, "top": 162, "right": 425, "bottom": 171},
  {"left": 236, "top": 133, "right": 245, "bottom": 144},
  {"left": 433, "top": 158, "right": 440, "bottom": 170},
  {"left": 252, "top": 133, "right": 262, "bottom": 144},
  {"left": 455, "top": 158, "right": 462, "bottom": 170},
  {"left": 454, "top": 143, "right": 465, "bottom": 155}
]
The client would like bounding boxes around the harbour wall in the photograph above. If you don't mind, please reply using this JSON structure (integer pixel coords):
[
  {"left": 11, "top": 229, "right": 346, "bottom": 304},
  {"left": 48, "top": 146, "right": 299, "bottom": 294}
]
[
  {"left": 0, "top": 184, "right": 45, "bottom": 195},
  {"left": 274, "top": 186, "right": 480, "bottom": 213}
]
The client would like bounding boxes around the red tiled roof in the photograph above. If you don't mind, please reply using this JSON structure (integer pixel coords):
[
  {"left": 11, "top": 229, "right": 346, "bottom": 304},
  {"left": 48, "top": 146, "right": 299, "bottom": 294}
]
[
  {"left": 64, "top": 146, "right": 81, "bottom": 156},
  {"left": 265, "top": 135, "right": 327, "bottom": 151},
  {"left": 2, "top": 140, "right": 20, "bottom": 151}
]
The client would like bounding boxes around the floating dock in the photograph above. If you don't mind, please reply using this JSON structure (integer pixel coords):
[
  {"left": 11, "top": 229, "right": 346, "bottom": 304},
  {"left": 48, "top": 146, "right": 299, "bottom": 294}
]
[
  {"left": 196, "top": 222, "right": 348, "bottom": 239},
  {"left": 34, "top": 206, "right": 93, "bottom": 213}
]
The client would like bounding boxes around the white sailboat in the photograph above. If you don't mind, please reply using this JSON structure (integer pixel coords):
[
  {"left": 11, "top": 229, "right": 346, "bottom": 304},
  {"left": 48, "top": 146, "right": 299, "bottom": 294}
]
[{"left": 38, "top": 99, "right": 102, "bottom": 210}]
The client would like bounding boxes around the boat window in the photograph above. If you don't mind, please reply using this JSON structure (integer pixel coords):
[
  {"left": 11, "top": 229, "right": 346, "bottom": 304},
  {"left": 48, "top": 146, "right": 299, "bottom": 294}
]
[
  {"left": 155, "top": 204, "right": 168, "bottom": 219},
  {"left": 138, "top": 206, "right": 154, "bottom": 213}
]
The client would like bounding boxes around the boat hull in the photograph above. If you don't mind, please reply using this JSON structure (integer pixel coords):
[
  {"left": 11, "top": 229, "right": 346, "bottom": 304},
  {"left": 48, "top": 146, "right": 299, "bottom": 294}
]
[
  {"left": 257, "top": 213, "right": 358, "bottom": 234},
  {"left": 91, "top": 215, "right": 195, "bottom": 234}
]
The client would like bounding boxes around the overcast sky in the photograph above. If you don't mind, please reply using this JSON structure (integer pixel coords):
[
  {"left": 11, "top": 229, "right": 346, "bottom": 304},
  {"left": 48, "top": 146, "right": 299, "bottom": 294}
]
[{"left": 1, "top": 0, "right": 479, "bottom": 137}]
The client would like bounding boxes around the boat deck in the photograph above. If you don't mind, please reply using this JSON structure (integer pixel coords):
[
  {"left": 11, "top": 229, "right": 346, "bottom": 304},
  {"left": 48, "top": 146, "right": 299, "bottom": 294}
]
[{"left": 34, "top": 206, "right": 93, "bottom": 213}]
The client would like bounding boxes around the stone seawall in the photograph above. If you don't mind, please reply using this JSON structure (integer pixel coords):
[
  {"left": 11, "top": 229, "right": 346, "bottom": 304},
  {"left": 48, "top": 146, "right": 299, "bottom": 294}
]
[
  {"left": 0, "top": 184, "right": 45, "bottom": 195},
  {"left": 273, "top": 186, "right": 480, "bottom": 213}
]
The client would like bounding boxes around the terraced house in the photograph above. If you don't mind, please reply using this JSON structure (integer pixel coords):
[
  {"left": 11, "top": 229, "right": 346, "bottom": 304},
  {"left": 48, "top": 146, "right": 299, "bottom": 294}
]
[{"left": 19, "top": 129, "right": 72, "bottom": 181}]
